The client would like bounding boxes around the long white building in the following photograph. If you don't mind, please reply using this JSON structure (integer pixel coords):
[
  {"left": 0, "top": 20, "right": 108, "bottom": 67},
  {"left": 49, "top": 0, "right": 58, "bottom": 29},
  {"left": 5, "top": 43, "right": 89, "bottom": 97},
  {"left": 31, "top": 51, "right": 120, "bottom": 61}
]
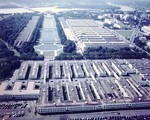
[
  {"left": 65, "top": 19, "right": 129, "bottom": 52},
  {"left": 142, "top": 26, "right": 150, "bottom": 36}
]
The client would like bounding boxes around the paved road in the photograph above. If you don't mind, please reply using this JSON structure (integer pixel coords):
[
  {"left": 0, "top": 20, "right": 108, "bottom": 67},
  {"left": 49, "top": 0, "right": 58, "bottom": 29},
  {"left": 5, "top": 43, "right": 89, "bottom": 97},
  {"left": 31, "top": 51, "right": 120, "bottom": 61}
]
[{"left": 10, "top": 109, "right": 150, "bottom": 120}]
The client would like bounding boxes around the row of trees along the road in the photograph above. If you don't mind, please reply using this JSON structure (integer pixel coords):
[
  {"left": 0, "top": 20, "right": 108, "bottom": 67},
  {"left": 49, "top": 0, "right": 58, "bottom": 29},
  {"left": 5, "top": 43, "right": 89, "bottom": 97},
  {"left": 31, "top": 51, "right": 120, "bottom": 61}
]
[
  {"left": 0, "top": 40, "right": 20, "bottom": 80},
  {"left": 83, "top": 47, "right": 149, "bottom": 59},
  {"left": 56, "top": 46, "right": 149, "bottom": 60}
]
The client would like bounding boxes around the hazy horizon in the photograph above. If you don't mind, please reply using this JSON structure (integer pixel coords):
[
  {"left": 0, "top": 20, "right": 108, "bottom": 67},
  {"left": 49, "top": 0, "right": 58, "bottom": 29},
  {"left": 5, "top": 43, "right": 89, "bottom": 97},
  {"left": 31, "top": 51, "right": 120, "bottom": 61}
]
[{"left": 0, "top": 0, "right": 150, "bottom": 3}]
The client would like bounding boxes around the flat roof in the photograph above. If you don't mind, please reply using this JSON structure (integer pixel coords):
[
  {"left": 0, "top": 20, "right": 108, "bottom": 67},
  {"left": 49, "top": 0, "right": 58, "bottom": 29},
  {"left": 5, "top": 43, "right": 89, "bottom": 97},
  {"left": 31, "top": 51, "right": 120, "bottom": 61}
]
[
  {"left": 0, "top": 81, "right": 40, "bottom": 95},
  {"left": 6, "top": 59, "right": 150, "bottom": 106},
  {"left": 66, "top": 19, "right": 129, "bottom": 48}
]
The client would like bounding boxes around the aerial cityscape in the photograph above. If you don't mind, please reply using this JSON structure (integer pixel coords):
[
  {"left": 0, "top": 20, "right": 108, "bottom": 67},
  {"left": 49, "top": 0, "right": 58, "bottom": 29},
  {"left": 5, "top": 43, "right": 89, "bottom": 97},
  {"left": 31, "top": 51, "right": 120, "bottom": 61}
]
[{"left": 0, "top": 0, "right": 150, "bottom": 120}]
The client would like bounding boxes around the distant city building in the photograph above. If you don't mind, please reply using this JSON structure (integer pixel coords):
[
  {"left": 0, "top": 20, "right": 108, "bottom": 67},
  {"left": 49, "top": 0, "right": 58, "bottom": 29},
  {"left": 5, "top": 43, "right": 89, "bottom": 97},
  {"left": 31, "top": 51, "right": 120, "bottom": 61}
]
[
  {"left": 141, "top": 26, "right": 150, "bottom": 36},
  {"left": 104, "top": 19, "right": 112, "bottom": 25},
  {"left": 147, "top": 41, "right": 150, "bottom": 48},
  {"left": 97, "top": 15, "right": 104, "bottom": 20},
  {"left": 113, "top": 23, "right": 121, "bottom": 29}
]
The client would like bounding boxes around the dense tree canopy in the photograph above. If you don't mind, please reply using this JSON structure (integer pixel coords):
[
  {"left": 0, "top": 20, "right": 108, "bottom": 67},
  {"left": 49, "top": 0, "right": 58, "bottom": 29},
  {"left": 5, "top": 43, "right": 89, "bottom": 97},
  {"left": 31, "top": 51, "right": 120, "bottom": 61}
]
[
  {"left": 0, "top": 40, "right": 20, "bottom": 80},
  {"left": 134, "top": 37, "right": 150, "bottom": 53},
  {"left": 0, "top": 13, "right": 32, "bottom": 45},
  {"left": 63, "top": 40, "right": 76, "bottom": 53},
  {"left": 55, "top": 46, "right": 149, "bottom": 60},
  {"left": 83, "top": 47, "right": 148, "bottom": 59},
  {"left": 55, "top": 52, "right": 83, "bottom": 60}
]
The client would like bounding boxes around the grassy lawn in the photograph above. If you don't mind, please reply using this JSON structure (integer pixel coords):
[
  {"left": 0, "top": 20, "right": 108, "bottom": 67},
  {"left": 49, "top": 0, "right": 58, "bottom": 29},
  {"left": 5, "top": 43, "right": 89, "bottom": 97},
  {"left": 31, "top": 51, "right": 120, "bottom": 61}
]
[{"left": 115, "top": 30, "right": 133, "bottom": 39}]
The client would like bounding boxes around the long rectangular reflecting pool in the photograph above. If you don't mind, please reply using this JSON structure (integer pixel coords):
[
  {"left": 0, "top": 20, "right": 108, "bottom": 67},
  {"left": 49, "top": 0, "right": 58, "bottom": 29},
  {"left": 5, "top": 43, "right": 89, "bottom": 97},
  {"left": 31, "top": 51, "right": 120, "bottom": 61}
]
[{"left": 34, "top": 14, "right": 63, "bottom": 60}]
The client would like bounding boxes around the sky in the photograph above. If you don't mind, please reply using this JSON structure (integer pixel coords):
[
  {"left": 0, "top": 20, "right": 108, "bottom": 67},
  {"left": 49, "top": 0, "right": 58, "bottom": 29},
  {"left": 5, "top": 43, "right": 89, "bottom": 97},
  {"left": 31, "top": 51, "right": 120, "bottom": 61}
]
[
  {"left": 0, "top": 0, "right": 149, "bottom": 7},
  {"left": 0, "top": 0, "right": 149, "bottom": 4}
]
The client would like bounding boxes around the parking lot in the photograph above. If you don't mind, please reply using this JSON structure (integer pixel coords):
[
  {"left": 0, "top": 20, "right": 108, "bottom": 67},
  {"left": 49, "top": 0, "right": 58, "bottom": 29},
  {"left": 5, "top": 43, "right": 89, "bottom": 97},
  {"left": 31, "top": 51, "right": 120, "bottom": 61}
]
[
  {"left": 0, "top": 101, "right": 34, "bottom": 120},
  {"left": 5, "top": 109, "right": 150, "bottom": 120}
]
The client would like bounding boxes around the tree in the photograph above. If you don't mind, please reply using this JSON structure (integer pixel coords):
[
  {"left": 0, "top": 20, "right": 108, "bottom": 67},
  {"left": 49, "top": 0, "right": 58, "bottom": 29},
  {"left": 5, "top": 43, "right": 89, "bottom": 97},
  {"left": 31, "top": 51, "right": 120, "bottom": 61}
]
[
  {"left": 0, "top": 66, "right": 11, "bottom": 78},
  {"left": 59, "top": 115, "right": 70, "bottom": 120},
  {"left": 63, "top": 40, "right": 76, "bottom": 53}
]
